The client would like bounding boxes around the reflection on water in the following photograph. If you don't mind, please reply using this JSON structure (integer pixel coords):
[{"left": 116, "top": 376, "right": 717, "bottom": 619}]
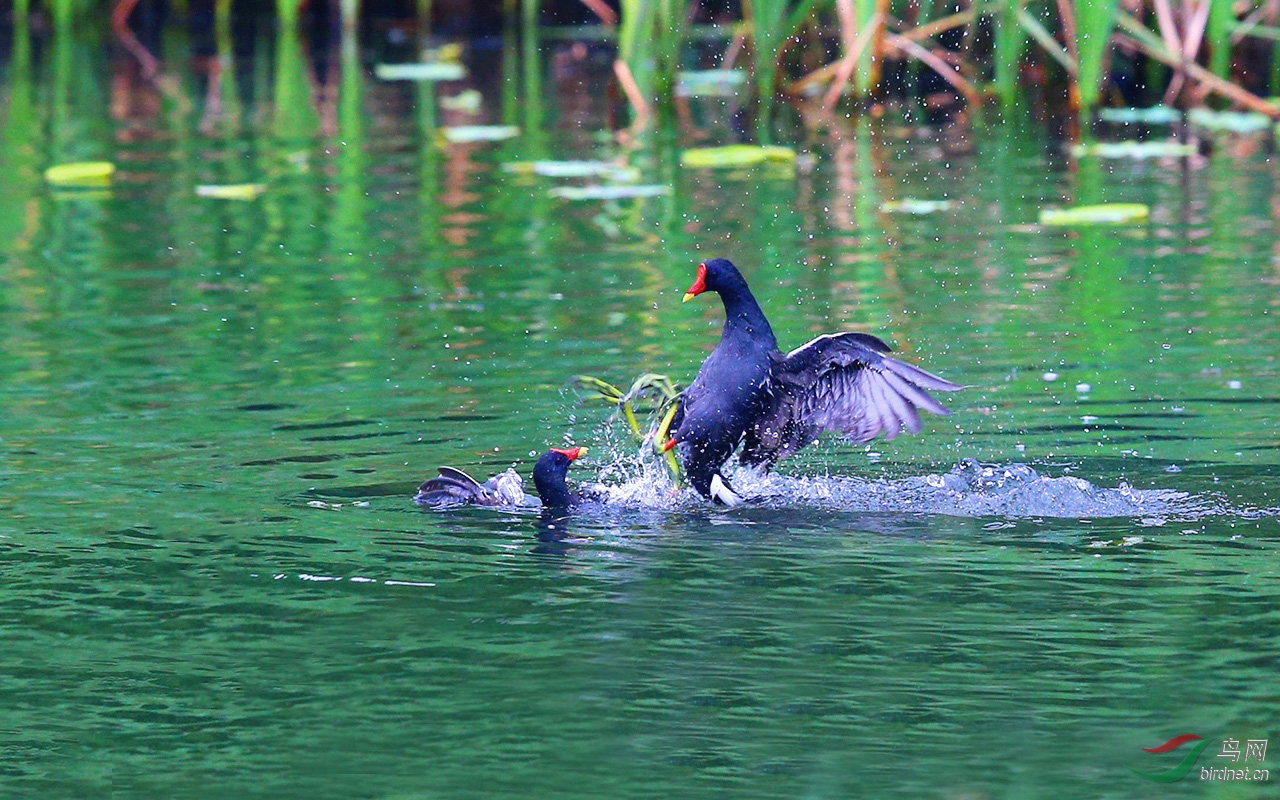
[{"left": 1, "top": 9, "right": 1278, "bottom": 799}]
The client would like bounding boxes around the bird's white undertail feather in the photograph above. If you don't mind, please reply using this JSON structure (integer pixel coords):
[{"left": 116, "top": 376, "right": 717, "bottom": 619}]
[{"left": 710, "top": 474, "right": 742, "bottom": 507}]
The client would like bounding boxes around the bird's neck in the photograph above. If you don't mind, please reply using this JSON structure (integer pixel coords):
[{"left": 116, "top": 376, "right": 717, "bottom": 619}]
[
  {"left": 534, "top": 471, "right": 573, "bottom": 508},
  {"left": 718, "top": 285, "right": 777, "bottom": 349}
]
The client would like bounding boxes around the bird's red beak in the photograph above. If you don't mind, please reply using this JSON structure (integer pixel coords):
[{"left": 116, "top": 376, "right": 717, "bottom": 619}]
[
  {"left": 551, "top": 446, "right": 586, "bottom": 461},
  {"left": 682, "top": 263, "right": 707, "bottom": 303},
  {"left": 660, "top": 438, "right": 677, "bottom": 452}
]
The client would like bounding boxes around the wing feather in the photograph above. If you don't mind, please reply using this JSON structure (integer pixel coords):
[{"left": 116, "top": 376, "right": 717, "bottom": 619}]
[
  {"left": 884, "top": 358, "right": 964, "bottom": 393},
  {"left": 743, "top": 332, "right": 960, "bottom": 468},
  {"left": 867, "top": 375, "right": 903, "bottom": 440},
  {"left": 879, "top": 367, "right": 952, "bottom": 418},
  {"left": 414, "top": 467, "right": 496, "bottom": 507},
  {"left": 437, "top": 466, "right": 485, "bottom": 487}
]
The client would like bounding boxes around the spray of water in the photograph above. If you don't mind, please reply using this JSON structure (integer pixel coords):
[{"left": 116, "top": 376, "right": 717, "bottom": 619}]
[
  {"left": 582, "top": 443, "right": 1277, "bottom": 521},
  {"left": 556, "top": 390, "right": 1271, "bottom": 521}
]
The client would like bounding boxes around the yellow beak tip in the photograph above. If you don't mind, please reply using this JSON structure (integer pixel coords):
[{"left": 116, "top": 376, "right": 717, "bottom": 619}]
[{"left": 682, "top": 292, "right": 696, "bottom": 303}]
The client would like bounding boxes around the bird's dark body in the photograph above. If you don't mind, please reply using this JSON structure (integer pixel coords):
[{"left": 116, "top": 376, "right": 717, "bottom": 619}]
[
  {"left": 671, "top": 258, "right": 961, "bottom": 503},
  {"left": 673, "top": 301, "right": 776, "bottom": 497}
]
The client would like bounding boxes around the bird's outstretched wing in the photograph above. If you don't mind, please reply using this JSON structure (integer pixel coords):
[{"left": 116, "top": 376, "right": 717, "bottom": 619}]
[
  {"left": 414, "top": 467, "right": 497, "bottom": 507},
  {"left": 741, "top": 332, "right": 962, "bottom": 468}
]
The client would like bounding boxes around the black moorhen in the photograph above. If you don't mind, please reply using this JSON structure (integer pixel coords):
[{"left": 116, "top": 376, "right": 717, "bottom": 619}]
[
  {"left": 666, "top": 258, "right": 961, "bottom": 505},
  {"left": 414, "top": 447, "right": 591, "bottom": 509}
]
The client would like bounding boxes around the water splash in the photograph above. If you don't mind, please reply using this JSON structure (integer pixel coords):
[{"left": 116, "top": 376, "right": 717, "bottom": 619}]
[{"left": 591, "top": 457, "right": 1234, "bottom": 520}]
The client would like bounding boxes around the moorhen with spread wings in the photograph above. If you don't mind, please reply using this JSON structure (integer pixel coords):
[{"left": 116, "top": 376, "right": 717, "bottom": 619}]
[
  {"left": 415, "top": 446, "right": 592, "bottom": 509},
  {"left": 665, "top": 258, "right": 961, "bottom": 505}
]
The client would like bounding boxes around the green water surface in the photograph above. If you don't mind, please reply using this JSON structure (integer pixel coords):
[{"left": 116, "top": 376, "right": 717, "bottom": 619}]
[{"left": 1, "top": 17, "right": 1278, "bottom": 799}]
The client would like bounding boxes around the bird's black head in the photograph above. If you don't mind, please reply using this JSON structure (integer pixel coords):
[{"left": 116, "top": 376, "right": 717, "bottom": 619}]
[
  {"left": 682, "top": 258, "right": 747, "bottom": 302},
  {"left": 533, "top": 446, "right": 585, "bottom": 507}
]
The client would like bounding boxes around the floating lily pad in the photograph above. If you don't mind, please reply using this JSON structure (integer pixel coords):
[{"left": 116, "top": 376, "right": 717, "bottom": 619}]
[
  {"left": 441, "top": 125, "right": 519, "bottom": 143},
  {"left": 45, "top": 161, "right": 116, "bottom": 186},
  {"left": 680, "top": 145, "right": 797, "bottom": 169},
  {"left": 549, "top": 185, "right": 670, "bottom": 200},
  {"left": 675, "top": 70, "right": 748, "bottom": 98},
  {"left": 375, "top": 63, "right": 466, "bottom": 82},
  {"left": 1039, "top": 203, "right": 1149, "bottom": 226},
  {"left": 1070, "top": 141, "right": 1196, "bottom": 159},
  {"left": 503, "top": 160, "right": 640, "bottom": 181},
  {"left": 196, "top": 183, "right": 266, "bottom": 200},
  {"left": 1097, "top": 106, "right": 1182, "bottom": 125},
  {"left": 1188, "top": 108, "right": 1272, "bottom": 134},
  {"left": 880, "top": 199, "right": 953, "bottom": 214}
]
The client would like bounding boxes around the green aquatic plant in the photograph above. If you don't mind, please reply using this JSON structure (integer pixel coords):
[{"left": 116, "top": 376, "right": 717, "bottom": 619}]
[
  {"left": 1072, "top": 0, "right": 1121, "bottom": 116},
  {"left": 993, "top": 0, "right": 1028, "bottom": 105},
  {"left": 273, "top": 0, "right": 319, "bottom": 141},
  {"left": 573, "top": 373, "right": 682, "bottom": 483},
  {"left": 54, "top": 0, "right": 1280, "bottom": 149},
  {"left": 331, "top": 29, "right": 369, "bottom": 264},
  {"left": 615, "top": 0, "right": 686, "bottom": 124},
  {"left": 1206, "top": 0, "right": 1234, "bottom": 80},
  {"left": 0, "top": 14, "right": 38, "bottom": 255},
  {"left": 747, "top": 0, "right": 802, "bottom": 141}
]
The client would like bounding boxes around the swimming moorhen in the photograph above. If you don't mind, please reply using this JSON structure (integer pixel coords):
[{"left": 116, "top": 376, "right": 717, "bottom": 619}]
[
  {"left": 666, "top": 258, "right": 961, "bottom": 505},
  {"left": 414, "top": 446, "right": 591, "bottom": 509}
]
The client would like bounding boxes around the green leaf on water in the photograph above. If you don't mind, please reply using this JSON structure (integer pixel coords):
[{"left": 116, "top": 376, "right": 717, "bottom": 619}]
[
  {"left": 441, "top": 125, "right": 520, "bottom": 143},
  {"left": 674, "top": 70, "right": 748, "bottom": 97},
  {"left": 1039, "top": 203, "right": 1149, "bottom": 226},
  {"left": 880, "top": 199, "right": 954, "bottom": 214},
  {"left": 1096, "top": 106, "right": 1182, "bottom": 125},
  {"left": 1070, "top": 141, "right": 1195, "bottom": 159},
  {"left": 1188, "top": 108, "right": 1272, "bottom": 134},
  {"left": 375, "top": 63, "right": 467, "bottom": 82},
  {"left": 502, "top": 161, "right": 640, "bottom": 182},
  {"left": 196, "top": 183, "right": 267, "bottom": 200},
  {"left": 45, "top": 161, "right": 115, "bottom": 186},
  {"left": 549, "top": 185, "right": 670, "bottom": 201},
  {"left": 680, "top": 145, "right": 797, "bottom": 169}
]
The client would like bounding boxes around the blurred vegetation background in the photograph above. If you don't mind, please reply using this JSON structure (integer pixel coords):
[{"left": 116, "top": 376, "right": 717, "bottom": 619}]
[{"left": 7, "top": 0, "right": 1280, "bottom": 145}]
